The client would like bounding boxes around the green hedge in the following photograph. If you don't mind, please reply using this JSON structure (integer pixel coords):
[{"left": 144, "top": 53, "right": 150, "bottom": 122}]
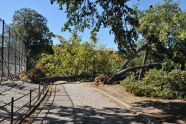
[{"left": 121, "top": 69, "right": 186, "bottom": 99}]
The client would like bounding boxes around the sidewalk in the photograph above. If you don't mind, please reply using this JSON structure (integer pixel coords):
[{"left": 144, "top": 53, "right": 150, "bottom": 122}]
[
  {"left": 0, "top": 81, "right": 42, "bottom": 123},
  {"left": 31, "top": 81, "right": 143, "bottom": 124},
  {"left": 82, "top": 83, "right": 186, "bottom": 124}
]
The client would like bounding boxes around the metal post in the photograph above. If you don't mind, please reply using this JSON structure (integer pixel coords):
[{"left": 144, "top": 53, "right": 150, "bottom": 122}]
[
  {"left": 38, "top": 83, "right": 40, "bottom": 100},
  {"left": 14, "top": 35, "right": 17, "bottom": 75},
  {"left": 42, "top": 82, "right": 44, "bottom": 94},
  {"left": 11, "top": 97, "right": 14, "bottom": 124},
  {"left": 19, "top": 39, "right": 21, "bottom": 74},
  {"left": 8, "top": 27, "right": 10, "bottom": 77},
  {"left": 21, "top": 41, "right": 23, "bottom": 72},
  {"left": 1, "top": 20, "right": 4, "bottom": 79},
  {"left": 44, "top": 83, "right": 46, "bottom": 91},
  {"left": 29, "top": 90, "right": 32, "bottom": 109}
]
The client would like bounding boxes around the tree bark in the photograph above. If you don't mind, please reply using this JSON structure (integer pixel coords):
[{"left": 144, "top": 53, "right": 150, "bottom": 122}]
[
  {"left": 109, "top": 62, "right": 161, "bottom": 84},
  {"left": 32, "top": 74, "right": 92, "bottom": 84},
  {"left": 120, "top": 39, "right": 150, "bottom": 70},
  {"left": 120, "top": 59, "right": 131, "bottom": 70},
  {"left": 138, "top": 47, "right": 148, "bottom": 80}
]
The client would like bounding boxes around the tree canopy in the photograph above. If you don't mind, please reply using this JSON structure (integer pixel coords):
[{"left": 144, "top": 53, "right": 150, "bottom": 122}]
[
  {"left": 136, "top": 0, "right": 186, "bottom": 66},
  {"left": 36, "top": 34, "right": 124, "bottom": 76},
  {"left": 50, "top": 0, "right": 138, "bottom": 54},
  {"left": 12, "top": 8, "right": 54, "bottom": 69}
]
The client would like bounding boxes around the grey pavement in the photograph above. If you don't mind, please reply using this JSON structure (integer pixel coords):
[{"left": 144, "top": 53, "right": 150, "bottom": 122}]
[
  {"left": 32, "top": 81, "right": 143, "bottom": 124},
  {"left": 0, "top": 81, "right": 42, "bottom": 124}
]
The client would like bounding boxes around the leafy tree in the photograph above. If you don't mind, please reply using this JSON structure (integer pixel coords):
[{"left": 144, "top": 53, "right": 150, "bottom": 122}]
[
  {"left": 50, "top": 0, "right": 186, "bottom": 84},
  {"left": 111, "top": 0, "right": 186, "bottom": 82},
  {"left": 36, "top": 34, "right": 124, "bottom": 76},
  {"left": 12, "top": 8, "right": 54, "bottom": 69},
  {"left": 50, "top": 0, "right": 138, "bottom": 54},
  {"left": 137, "top": 0, "right": 186, "bottom": 67}
]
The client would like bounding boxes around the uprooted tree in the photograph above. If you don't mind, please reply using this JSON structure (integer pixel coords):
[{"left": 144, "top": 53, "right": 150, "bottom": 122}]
[
  {"left": 50, "top": 0, "right": 186, "bottom": 83},
  {"left": 110, "top": 0, "right": 186, "bottom": 82}
]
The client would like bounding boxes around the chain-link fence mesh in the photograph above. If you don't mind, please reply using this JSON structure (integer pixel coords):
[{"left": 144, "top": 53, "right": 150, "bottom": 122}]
[{"left": 0, "top": 19, "right": 26, "bottom": 82}]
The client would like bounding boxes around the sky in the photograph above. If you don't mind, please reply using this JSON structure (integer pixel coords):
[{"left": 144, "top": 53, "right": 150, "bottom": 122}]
[{"left": 0, "top": 0, "right": 185, "bottom": 49}]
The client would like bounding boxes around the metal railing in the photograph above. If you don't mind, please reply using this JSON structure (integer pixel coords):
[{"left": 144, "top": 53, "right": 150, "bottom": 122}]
[
  {"left": 0, "top": 82, "right": 49, "bottom": 124},
  {"left": 0, "top": 18, "right": 27, "bottom": 82}
]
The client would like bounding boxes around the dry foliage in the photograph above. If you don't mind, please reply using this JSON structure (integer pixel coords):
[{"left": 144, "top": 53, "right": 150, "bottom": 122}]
[
  {"left": 94, "top": 74, "right": 110, "bottom": 86},
  {"left": 11, "top": 68, "right": 45, "bottom": 81}
]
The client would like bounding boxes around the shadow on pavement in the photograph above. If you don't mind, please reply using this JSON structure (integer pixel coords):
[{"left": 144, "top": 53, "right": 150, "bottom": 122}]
[
  {"left": 133, "top": 100, "right": 186, "bottom": 123},
  {"left": 32, "top": 84, "right": 143, "bottom": 124},
  {"left": 34, "top": 104, "right": 143, "bottom": 124}
]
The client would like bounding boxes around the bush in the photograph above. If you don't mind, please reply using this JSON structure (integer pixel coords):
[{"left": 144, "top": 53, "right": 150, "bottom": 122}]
[{"left": 121, "top": 69, "right": 186, "bottom": 99}]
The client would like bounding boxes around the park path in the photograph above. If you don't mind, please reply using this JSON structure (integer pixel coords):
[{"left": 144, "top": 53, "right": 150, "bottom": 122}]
[{"left": 31, "top": 81, "right": 143, "bottom": 124}]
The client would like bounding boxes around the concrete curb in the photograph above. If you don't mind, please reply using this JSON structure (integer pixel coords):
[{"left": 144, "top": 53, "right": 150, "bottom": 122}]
[
  {"left": 16, "top": 86, "right": 51, "bottom": 124},
  {"left": 92, "top": 87, "right": 160, "bottom": 124}
]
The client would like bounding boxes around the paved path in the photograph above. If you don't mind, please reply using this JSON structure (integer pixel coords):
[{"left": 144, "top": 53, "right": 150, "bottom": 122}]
[
  {"left": 0, "top": 81, "right": 42, "bottom": 123},
  {"left": 32, "top": 81, "right": 143, "bottom": 124}
]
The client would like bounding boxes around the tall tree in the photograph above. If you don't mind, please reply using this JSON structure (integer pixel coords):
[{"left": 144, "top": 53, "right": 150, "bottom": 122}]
[
  {"left": 12, "top": 8, "right": 54, "bottom": 69},
  {"left": 137, "top": 0, "right": 186, "bottom": 67},
  {"left": 50, "top": 0, "right": 138, "bottom": 55},
  {"left": 111, "top": 0, "right": 186, "bottom": 82}
]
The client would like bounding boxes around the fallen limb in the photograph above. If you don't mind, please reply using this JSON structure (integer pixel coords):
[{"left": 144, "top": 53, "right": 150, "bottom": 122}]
[
  {"left": 120, "top": 40, "right": 150, "bottom": 70},
  {"left": 32, "top": 74, "right": 92, "bottom": 84},
  {"left": 110, "top": 62, "right": 161, "bottom": 84}
]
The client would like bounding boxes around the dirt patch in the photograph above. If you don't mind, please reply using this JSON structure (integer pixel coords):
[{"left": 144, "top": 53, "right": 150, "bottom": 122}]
[{"left": 81, "top": 82, "right": 186, "bottom": 124}]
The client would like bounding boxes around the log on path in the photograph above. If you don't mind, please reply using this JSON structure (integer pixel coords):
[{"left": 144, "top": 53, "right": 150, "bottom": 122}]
[{"left": 32, "top": 74, "right": 92, "bottom": 84}]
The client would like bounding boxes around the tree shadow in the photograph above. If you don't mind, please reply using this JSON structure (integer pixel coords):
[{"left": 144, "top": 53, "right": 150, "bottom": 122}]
[
  {"left": 34, "top": 104, "right": 143, "bottom": 124},
  {"left": 31, "top": 84, "right": 144, "bottom": 124},
  {"left": 133, "top": 100, "right": 186, "bottom": 123},
  {"left": 0, "top": 106, "right": 10, "bottom": 122},
  {"left": 0, "top": 81, "right": 25, "bottom": 94}
]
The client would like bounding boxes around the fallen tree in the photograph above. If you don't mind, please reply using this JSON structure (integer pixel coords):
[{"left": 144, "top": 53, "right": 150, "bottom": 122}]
[
  {"left": 109, "top": 62, "right": 161, "bottom": 84},
  {"left": 32, "top": 62, "right": 161, "bottom": 85},
  {"left": 32, "top": 74, "right": 93, "bottom": 84},
  {"left": 120, "top": 39, "right": 151, "bottom": 71}
]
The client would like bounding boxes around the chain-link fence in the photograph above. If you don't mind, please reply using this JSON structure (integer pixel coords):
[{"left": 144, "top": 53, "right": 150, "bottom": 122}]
[{"left": 0, "top": 18, "right": 27, "bottom": 82}]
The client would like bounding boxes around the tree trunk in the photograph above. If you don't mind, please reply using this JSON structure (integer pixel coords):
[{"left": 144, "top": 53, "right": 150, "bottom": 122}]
[
  {"left": 32, "top": 74, "right": 92, "bottom": 84},
  {"left": 120, "top": 59, "right": 131, "bottom": 70},
  {"left": 119, "top": 39, "right": 150, "bottom": 70},
  {"left": 112, "top": 39, "right": 150, "bottom": 83},
  {"left": 109, "top": 62, "right": 161, "bottom": 84},
  {"left": 138, "top": 47, "right": 148, "bottom": 80}
]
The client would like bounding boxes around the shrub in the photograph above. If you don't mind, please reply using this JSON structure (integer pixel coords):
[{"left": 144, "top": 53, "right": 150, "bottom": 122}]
[{"left": 121, "top": 69, "right": 186, "bottom": 99}]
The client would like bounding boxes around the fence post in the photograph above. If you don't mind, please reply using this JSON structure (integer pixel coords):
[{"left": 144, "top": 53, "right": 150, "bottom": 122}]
[
  {"left": 44, "top": 83, "right": 46, "bottom": 91},
  {"left": 19, "top": 39, "right": 21, "bottom": 74},
  {"left": 11, "top": 97, "right": 14, "bottom": 124},
  {"left": 42, "top": 82, "right": 44, "bottom": 94},
  {"left": 1, "top": 20, "right": 4, "bottom": 79},
  {"left": 29, "top": 90, "right": 32, "bottom": 109},
  {"left": 8, "top": 27, "right": 10, "bottom": 77},
  {"left": 14, "top": 35, "right": 17, "bottom": 75},
  {"left": 38, "top": 83, "right": 40, "bottom": 100}
]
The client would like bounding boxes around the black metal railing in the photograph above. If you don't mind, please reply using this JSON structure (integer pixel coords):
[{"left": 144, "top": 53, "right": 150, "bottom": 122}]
[{"left": 0, "top": 82, "right": 49, "bottom": 124}]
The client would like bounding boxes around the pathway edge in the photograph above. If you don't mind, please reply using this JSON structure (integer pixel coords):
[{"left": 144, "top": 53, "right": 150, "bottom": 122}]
[
  {"left": 87, "top": 85, "right": 160, "bottom": 124},
  {"left": 16, "top": 85, "right": 51, "bottom": 124}
]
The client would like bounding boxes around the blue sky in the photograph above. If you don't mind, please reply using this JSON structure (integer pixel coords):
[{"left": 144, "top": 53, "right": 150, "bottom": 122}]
[{"left": 0, "top": 0, "right": 185, "bottom": 49}]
